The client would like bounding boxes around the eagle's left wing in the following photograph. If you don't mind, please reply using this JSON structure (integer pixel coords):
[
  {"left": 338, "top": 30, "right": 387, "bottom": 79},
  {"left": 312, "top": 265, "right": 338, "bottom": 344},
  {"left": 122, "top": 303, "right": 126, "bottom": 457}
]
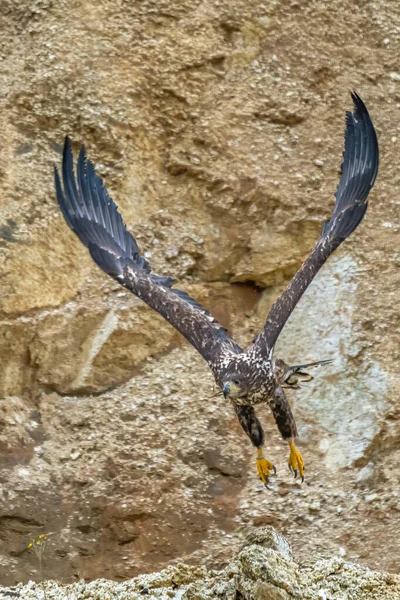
[
  {"left": 253, "top": 92, "right": 379, "bottom": 356},
  {"left": 54, "top": 137, "right": 242, "bottom": 365}
]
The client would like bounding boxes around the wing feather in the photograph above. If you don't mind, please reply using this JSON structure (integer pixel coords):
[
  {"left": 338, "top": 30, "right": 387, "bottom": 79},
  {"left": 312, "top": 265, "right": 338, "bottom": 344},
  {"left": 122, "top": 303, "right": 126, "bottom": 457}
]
[
  {"left": 55, "top": 137, "right": 241, "bottom": 363},
  {"left": 254, "top": 92, "right": 379, "bottom": 355}
]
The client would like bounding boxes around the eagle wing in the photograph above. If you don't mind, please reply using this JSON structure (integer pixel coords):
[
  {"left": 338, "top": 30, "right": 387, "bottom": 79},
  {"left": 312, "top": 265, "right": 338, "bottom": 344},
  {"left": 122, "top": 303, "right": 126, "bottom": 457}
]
[
  {"left": 253, "top": 92, "right": 379, "bottom": 356},
  {"left": 54, "top": 137, "right": 242, "bottom": 364}
]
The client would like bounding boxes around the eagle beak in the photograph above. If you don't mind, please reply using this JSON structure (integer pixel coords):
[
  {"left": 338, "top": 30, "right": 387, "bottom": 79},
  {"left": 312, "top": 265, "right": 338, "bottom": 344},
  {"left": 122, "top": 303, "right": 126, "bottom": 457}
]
[{"left": 223, "top": 383, "right": 230, "bottom": 398}]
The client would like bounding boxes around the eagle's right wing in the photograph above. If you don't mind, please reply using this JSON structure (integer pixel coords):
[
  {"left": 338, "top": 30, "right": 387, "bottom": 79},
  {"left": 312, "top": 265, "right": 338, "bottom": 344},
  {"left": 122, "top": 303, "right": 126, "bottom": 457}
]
[
  {"left": 253, "top": 92, "right": 379, "bottom": 356},
  {"left": 54, "top": 138, "right": 242, "bottom": 365}
]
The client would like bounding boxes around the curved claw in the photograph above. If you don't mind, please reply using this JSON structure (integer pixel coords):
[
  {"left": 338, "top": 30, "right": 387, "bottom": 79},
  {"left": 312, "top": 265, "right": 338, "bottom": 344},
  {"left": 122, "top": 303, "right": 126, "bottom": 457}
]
[
  {"left": 288, "top": 440, "right": 305, "bottom": 483},
  {"left": 256, "top": 452, "right": 276, "bottom": 488}
]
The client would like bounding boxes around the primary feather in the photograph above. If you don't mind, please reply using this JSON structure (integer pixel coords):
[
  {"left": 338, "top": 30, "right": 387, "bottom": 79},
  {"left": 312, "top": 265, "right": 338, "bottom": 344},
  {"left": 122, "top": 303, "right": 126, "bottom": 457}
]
[
  {"left": 254, "top": 92, "right": 379, "bottom": 355},
  {"left": 321, "top": 92, "right": 378, "bottom": 243},
  {"left": 54, "top": 138, "right": 242, "bottom": 363}
]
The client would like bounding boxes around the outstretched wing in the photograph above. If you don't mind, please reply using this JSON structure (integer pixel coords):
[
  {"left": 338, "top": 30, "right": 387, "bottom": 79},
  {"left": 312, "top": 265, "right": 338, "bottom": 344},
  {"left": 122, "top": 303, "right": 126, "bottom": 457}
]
[
  {"left": 254, "top": 92, "right": 379, "bottom": 355},
  {"left": 54, "top": 137, "right": 242, "bottom": 364}
]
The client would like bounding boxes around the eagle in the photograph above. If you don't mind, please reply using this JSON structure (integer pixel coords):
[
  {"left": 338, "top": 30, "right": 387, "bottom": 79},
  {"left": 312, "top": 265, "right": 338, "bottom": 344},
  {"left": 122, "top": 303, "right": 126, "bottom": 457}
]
[{"left": 54, "top": 92, "right": 378, "bottom": 488}]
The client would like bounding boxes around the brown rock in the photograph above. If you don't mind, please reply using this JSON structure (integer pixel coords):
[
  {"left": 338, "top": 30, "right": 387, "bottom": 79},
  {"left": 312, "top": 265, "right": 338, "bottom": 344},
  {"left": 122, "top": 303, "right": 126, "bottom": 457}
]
[{"left": 0, "top": 0, "right": 399, "bottom": 589}]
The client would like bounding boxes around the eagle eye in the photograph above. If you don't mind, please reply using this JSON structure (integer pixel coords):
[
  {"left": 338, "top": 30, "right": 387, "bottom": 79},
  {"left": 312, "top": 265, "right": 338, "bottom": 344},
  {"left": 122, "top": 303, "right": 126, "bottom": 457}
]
[{"left": 233, "top": 379, "right": 240, "bottom": 386}]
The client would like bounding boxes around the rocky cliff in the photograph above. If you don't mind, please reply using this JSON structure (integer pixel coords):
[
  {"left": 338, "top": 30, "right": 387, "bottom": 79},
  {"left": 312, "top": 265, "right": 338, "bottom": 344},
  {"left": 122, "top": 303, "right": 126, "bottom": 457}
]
[
  {"left": 1, "top": 528, "right": 400, "bottom": 600},
  {"left": 0, "top": 0, "right": 399, "bottom": 588}
]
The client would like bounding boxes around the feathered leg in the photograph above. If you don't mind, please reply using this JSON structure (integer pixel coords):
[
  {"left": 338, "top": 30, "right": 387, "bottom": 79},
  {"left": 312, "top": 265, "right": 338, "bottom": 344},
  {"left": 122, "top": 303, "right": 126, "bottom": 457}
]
[
  {"left": 269, "top": 387, "right": 304, "bottom": 481},
  {"left": 234, "top": 405, "right": 276, "bottom": 488}
]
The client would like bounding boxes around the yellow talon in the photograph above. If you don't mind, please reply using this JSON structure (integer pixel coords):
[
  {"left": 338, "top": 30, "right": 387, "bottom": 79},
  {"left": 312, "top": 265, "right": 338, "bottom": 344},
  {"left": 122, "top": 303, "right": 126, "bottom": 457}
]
[
  {"left": 256, "top": 447, "right": 276, "bottom": 488},
  {"left": 288, "top": 439, "right": 305, "bottom": 482}
]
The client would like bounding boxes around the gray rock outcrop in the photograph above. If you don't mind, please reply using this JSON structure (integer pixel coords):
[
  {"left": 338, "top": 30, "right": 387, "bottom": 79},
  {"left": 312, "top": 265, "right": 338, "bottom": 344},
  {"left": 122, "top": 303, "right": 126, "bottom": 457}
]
[{"left": 1, "top": 527, "right": 399, "bottom": 600}]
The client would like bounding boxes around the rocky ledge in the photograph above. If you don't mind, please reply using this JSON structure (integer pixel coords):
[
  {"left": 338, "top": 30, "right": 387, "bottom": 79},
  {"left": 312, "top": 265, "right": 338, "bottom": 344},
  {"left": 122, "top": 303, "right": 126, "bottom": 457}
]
[{"left": 1, "top": 527, "right": 398, "bottom": 600}]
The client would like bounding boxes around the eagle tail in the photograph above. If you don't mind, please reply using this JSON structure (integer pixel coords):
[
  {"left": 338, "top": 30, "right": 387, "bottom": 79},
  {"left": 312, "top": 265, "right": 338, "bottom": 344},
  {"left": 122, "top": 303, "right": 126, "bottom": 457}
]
[
  {"left": 54, "top": 137, "right": 150, "bottom": 279},
  {"left": 319, "top": 92, "right": 379, "bottom": 247},
  {"left": 282, "top": 359, "right": 332, "bottom": 389}
]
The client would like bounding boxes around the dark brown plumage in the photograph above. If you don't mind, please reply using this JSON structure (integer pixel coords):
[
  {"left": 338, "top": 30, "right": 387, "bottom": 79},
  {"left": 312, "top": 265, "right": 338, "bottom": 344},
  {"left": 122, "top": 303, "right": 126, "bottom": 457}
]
[
  {"left": 254, "top": 92, "right": 379, "bottom": 355},
  {"left": 54, "top": 92, "right": 379, "bottom": 487}
]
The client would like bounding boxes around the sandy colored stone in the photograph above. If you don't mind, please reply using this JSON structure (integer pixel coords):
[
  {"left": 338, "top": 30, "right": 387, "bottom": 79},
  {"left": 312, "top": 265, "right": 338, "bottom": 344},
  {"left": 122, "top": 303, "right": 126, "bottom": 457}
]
[
  {"left": 232, "top": 221, "right": 321, "bottom": 287},
  {"left": 0, "top": 0, "right": 400, "bottom": 590},
  {"left": 0, "top": 220, "right": 85, "bottom": 314}
]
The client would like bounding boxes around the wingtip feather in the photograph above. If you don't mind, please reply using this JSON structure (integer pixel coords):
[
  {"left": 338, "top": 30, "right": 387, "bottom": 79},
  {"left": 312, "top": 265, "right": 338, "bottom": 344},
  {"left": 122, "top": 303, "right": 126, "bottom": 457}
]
[
  {"left": 350, "top": 90, "right": 368, "bottom": 117},
  {"left": 320, "top": 92, "right": 379, "bottom": 246},
  {"left": 55, "top": 136, "right": 145, "bottom": 277}
]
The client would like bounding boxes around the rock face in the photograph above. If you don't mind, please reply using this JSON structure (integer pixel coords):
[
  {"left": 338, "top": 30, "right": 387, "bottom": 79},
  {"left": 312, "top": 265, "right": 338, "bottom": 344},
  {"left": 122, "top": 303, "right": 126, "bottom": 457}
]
[
  {"left": 1, "top": 527, "right": 400, "bottom": 600},
  {"left": 1, "top": 0, "right": 400, "bottom": 589}
]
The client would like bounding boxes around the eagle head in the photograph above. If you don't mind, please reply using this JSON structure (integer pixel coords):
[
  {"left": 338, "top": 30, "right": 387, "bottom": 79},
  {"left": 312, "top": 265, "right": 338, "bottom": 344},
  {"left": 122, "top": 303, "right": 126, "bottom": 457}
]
[
  {"left": 221, "top": 353, "right": 260, "bottom": 399},
  {"left": 222, "top": 372, "right": 248, "bottom": 399}
]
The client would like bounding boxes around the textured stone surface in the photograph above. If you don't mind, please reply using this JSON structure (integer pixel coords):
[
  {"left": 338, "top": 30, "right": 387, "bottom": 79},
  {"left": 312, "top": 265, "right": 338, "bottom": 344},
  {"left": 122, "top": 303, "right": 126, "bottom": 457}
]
[
  {"left": 0, "top": 0, "right": 400, "bottom": 589},
  {"left": 1, "top": 528, "right": 400, "bottom": 600},
  {"left": 271, "top": 255, "right": 390, "bottom": 470}
]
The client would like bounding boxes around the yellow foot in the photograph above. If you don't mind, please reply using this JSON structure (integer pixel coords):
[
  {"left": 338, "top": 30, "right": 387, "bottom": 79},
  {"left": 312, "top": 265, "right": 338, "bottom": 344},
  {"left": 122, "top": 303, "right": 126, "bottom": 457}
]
[
  {"left": 288, "top": 439, "right": 305, "bottom": 482},
  {"left": 256, "top": 447, "right": 276, "bottom": 489}
]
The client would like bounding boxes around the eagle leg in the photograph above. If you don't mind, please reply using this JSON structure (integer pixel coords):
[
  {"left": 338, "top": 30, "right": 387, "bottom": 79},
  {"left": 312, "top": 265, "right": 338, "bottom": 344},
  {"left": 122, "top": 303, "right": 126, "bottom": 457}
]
[
  {"left": 234, "top": 404, "right": 276, "bottom": 489},
  {"left": 288, "top": 439, "right": 305, "bottom": 482},
  {"left": 269, "top": 386, "right": 305, "bottom": 483}
]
